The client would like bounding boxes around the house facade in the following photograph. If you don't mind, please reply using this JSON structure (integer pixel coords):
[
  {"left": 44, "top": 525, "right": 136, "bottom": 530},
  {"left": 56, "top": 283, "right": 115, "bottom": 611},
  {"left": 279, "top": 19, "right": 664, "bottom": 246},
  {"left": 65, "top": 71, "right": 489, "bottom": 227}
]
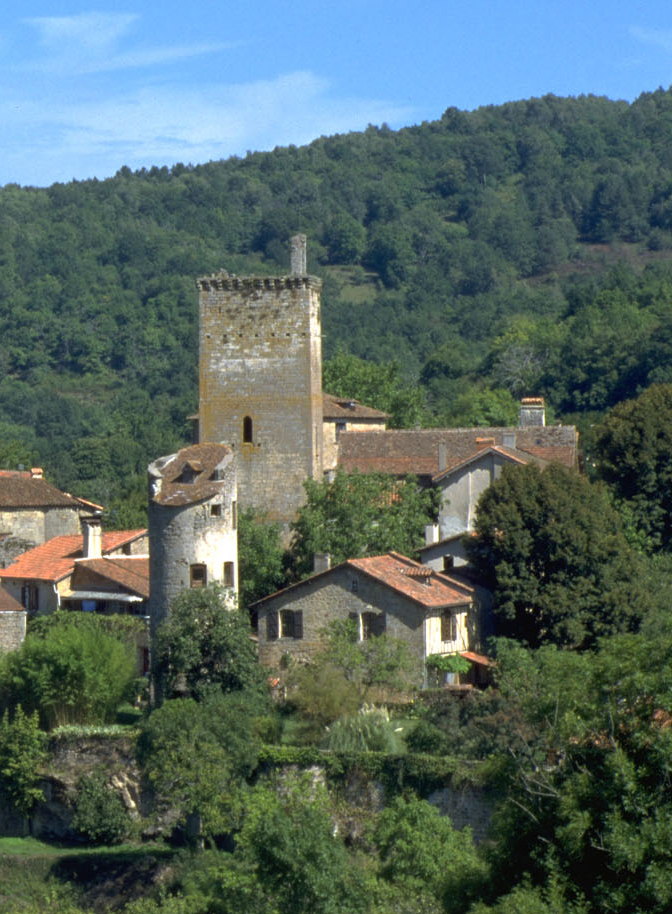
[
  {"left": 0, "top": 468, "right": 102, "bottom": 568},
  {"left": 253, "top": 552, "right": 478, "bottom": 687}
]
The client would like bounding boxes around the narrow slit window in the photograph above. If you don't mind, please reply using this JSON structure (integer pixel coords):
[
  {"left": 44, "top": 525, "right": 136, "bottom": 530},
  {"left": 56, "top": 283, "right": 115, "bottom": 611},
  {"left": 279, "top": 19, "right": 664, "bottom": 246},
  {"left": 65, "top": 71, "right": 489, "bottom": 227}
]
[
  {"left": 223, "top": 561, "right": 235, "bottom": 588},
  {"left": 243, "top": 416, "right": 253, "bottom": 443}
]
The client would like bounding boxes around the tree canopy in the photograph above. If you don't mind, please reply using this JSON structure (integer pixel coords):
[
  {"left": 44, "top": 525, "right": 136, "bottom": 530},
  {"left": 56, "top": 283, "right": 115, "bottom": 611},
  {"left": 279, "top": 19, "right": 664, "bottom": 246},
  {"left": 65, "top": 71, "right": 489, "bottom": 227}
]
[{"left": 466, "top": 463, "right": 645, "bottom": 648}]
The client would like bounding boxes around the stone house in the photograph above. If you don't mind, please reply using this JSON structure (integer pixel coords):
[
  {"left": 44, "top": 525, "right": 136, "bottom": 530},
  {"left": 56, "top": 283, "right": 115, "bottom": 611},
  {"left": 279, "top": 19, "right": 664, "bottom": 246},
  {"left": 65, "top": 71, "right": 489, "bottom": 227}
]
[
  {"left": 252, "top": 552, "right": 486, "bottom": 687},
  {"left": 147, "top": 443, "right": 238, "bottom": 647},
  {"left": 0, "top": 468, "right": 102, "bottom": 568},
  {"left": 322, "top": 394, "right": 388, "bottom": 474}
]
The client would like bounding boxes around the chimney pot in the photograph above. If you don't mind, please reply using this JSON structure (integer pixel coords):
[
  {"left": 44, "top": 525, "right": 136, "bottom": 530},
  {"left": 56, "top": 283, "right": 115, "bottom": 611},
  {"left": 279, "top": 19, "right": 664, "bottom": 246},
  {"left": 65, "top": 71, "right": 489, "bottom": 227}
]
[{"left": 290, "top": 234, "right": 307, "bottom": 275}]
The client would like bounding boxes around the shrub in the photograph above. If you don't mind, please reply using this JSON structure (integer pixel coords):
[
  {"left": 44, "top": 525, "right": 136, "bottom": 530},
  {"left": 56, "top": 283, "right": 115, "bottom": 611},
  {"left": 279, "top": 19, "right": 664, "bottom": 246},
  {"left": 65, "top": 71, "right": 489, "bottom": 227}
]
[
  {"left": 404, "top": 719, "right": 450, "bottom": 755},
  {"left": 322, "top": 706, "right": 406, "bottom": 754},
  {"left": 71, "top": 772, "right": 130, "bottom": 844},
  {"left": 0, "top": 615, "right": 137, "bottom": 729}
]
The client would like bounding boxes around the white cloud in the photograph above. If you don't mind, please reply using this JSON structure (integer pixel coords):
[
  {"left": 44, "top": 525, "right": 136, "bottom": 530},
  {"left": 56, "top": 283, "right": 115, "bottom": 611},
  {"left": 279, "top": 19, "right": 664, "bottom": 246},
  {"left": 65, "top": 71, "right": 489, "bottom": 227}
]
[
  {"left": 630, "top": 26, "right": 672, "bottom": 55},
  {"left": 19, "top": 13, "right": 229, "bottom": 75},
  {"left": 0, "top": 71, "right": 415, "bottom": 186}
]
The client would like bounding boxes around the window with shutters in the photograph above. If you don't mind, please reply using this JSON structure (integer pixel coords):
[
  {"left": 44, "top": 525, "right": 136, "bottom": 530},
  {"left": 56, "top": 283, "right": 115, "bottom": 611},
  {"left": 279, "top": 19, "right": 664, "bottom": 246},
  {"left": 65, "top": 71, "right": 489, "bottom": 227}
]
[
  {"left": 350, "top": 610, "right": 385, "bottom": 640},
  {"left": 267, "top": 611, "right": 279, "bottom": 641},
  {"left": 279, "top": 609, "right": 303, "bottom": 639}
]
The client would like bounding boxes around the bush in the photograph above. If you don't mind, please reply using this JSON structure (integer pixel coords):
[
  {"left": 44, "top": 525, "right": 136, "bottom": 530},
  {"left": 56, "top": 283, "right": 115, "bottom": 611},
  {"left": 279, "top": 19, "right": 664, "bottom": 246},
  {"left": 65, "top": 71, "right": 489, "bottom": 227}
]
[
  {"left": 0, "top": 616, "right": 137, "bottom": 730},
  {"left": 404, "top": 719, "right": 450, "bottom": 755},
  {"left": 322, "top": 706, "right": 406, "bottom": 754},
  {"left": 71, "top": 772, "right": 130, "bottom": 844}
]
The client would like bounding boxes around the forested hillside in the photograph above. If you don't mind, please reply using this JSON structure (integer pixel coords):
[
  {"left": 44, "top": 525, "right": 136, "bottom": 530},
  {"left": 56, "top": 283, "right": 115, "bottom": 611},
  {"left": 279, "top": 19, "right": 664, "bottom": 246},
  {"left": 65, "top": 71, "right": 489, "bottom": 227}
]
[{"left": 4, "top": 86, "right": 672, "bottom": 506}]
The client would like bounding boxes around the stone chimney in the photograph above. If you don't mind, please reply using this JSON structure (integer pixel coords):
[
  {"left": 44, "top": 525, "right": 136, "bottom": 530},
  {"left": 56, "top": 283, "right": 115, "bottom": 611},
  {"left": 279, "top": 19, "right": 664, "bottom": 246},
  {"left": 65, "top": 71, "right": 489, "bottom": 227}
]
[
  {"left": 82, "top": 515, "right": 102, "bottom": 559},
  {"left": 425, "top": 524, "right": 440, "bottom": 546},
  {"left": 438, "top": 441, "right": 448, "bottom": 472},
  {"left": 290, "top": 234, "right": 307, "bottom": 275},
  {"left": 519, "top": 397, "right": 545, "bottom": 427},
  {"left": 313, "top": 552, "right": 331, "bottom": 574}
]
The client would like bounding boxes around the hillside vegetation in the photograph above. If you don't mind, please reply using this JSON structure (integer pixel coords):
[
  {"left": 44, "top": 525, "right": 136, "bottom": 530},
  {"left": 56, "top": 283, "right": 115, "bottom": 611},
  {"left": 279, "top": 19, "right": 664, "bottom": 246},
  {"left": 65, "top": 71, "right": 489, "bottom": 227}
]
[{"left": 4, "top": 88, "right": 672, "bottom": 506}]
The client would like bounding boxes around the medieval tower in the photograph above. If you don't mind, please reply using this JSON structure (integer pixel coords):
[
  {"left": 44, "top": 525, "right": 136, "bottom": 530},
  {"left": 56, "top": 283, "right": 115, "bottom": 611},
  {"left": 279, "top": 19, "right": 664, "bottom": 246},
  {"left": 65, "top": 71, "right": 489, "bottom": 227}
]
[
  {"left": 197, "top": 235, "right": 323, "bottom": 526},
  {"left": 146, "top": 442, "right": 238, "bottom": 647}
]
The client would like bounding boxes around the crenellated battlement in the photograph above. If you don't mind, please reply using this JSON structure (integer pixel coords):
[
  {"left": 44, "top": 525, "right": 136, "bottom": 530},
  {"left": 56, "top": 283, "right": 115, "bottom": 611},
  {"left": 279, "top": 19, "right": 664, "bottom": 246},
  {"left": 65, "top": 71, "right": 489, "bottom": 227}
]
[{"left": 197, "top": 274, "right": 321, "bottom": 294}]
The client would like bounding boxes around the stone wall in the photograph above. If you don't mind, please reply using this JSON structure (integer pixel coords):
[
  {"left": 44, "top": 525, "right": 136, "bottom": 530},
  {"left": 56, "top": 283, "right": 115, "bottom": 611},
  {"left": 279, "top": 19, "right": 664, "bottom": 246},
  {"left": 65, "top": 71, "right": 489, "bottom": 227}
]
[
  {"left": 257, "top": 566, "right": 427, "bottom": 681},
  {"left": 0, "top": 609, "right": 26, "bottom": 652},
  {"left": 148, "top": 484, "right": 237, "bottom": 643},
  {"left": 198, "top": 272, "right": 323, "bottom": 526}
]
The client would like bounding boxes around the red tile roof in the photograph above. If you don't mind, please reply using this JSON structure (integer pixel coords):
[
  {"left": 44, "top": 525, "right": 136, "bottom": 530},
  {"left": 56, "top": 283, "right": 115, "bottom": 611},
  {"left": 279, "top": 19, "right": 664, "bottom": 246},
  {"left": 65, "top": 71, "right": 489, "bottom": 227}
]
[
  {"left": 70, "top": 557, "right": 150, "bottom": 599},
  {"left": 149, "top": 443, "right": 233, "bottom": 507},
  {"left": 348, "top": 553, "right": 474, "bottom": 609},
  {"left": 252, "top": 552, "right": 473, "bottom": 611},
  {"left": 0, "top": 530, "right": 147, "bottom": 584},
  {"left": 338, "top": 426, "right": 578, "bottom": 477}
]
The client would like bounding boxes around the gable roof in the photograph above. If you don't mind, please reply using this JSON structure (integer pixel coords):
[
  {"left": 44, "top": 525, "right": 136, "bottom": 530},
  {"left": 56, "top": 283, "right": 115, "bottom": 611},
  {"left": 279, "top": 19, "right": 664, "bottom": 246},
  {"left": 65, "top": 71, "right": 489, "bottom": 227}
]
[
  {"left": 338, "top": 426, "right": 578, "bottom": 477},
  {"left": 0, "top": 530, "right": 147, "bottom": 584},
  {"left": 252, "top": 551, "right": 473, "bottom": 612},
  {"left": 149, "top": 443, "right": 233, "bottom": 507},
  {"left": 322, "top": 393, "right": 389, "bottom": 421},
  {"left": 70, "top": 557, "right": 150, "bottom": 599},
  {"left": 431, "top": 444, "right": 545, "bottom": 484},
  {"left": 0, "top": 473, "right": 96, "bottom": 510}
]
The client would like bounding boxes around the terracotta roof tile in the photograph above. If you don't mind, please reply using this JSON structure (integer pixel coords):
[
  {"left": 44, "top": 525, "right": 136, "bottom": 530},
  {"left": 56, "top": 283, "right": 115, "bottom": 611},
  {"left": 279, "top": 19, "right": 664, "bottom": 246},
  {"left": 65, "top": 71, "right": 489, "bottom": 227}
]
[
  {"left": 71, "top": 557, "right": 150, "bottom": 599},
  {"left": 149, "top": 443, "right": 233, "bottom": 507},
  {"left": 338, "top": 426, "right": 578, "bottom": 476},
  {"left": 347, "top": 552, "right": 474, "bottom": 609},
  {"left": 0, "top": 530, "right": 147, "bottom": 583}
]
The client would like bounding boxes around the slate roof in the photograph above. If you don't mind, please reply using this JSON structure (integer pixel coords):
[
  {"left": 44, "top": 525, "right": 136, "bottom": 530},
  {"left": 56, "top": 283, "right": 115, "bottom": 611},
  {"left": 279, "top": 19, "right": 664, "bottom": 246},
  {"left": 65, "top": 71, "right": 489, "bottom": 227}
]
[
  {"left": 70, "top": 557, "right": 150, "bottom": 599},
  {"left": 0, "top": 530, "right": 147, "bottom": 583},
  {"left": 252, "top": 551, "right": 473, "bottom": 611},
  {"left": 0, "top": 473, "right": 89, "bottom": 509},
  {"left": 149, "top": 443, "right": 233, "bottom": 507},
  {"left": 338, "top": 426, "right": 578, "bottom": 477},
  {"left": 322, "top": 393, "right": 389, "bottom": 421}
]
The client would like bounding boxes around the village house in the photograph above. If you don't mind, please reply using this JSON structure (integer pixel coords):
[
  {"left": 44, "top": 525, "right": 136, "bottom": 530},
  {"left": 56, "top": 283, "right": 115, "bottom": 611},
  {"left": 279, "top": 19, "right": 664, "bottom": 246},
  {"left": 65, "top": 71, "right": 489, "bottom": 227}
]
[
  {"left": 0, "top": 519, "right": 148, "bottom": 617},
  {"left": 0, "top": 468, "right": 102, "bottom": 569},
  {"left": 252, "top": 551, "right": 490, "bottom": 687}
]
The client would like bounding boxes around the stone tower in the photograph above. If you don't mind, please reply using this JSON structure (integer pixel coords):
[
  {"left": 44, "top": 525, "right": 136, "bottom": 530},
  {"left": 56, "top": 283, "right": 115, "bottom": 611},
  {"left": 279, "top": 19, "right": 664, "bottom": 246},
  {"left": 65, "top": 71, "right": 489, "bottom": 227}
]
[
  {"left": 197, "top": 235, "right": 323, "bottom": 525},
  {"left": 147, "top": 443, "right": 238, "bottom": 647}
]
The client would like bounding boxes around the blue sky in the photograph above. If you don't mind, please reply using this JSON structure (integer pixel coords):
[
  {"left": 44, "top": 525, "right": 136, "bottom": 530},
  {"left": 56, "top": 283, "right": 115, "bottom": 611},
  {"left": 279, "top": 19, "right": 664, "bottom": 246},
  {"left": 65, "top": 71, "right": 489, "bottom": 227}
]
[{"left": 2, "top": 1, "right": 672, "bottom": 187}]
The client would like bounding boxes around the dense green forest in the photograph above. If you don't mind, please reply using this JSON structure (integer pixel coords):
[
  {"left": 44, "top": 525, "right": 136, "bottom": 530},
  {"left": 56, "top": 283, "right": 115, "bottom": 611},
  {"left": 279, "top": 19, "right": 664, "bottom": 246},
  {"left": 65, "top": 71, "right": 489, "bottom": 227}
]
[{"left": 5, "top": 87, "right": 672, "bottom": 508}]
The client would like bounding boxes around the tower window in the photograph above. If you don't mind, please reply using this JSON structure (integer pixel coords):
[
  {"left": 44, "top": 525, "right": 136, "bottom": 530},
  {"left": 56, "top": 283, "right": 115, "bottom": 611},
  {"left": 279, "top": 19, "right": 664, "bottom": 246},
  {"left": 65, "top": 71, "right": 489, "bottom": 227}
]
[
  {"left": 223, "top": 562, "right": 235, "bottom": 587},
  {"left": 210, "top": 503, "right": 222, "bottom": 517},
  {"left": 243, "top": 416, "right": 253, "bottom": 443},
  {"left": 232, "top": 500, "right": 237, "bottom": 530},
  {"left": 190, "top": 564, "right": 207, "bottom": 588}
]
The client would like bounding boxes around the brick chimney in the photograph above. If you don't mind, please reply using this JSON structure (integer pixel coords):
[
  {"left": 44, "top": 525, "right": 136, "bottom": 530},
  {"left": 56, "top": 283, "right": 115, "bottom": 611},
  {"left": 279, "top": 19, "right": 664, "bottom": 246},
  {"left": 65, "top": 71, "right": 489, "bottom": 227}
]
[
  {"left": 82, "top": 515, "right": 102, "bottom": 559},
  {"left": 519, "top": 397, "right": 545, "bottom": 427}
]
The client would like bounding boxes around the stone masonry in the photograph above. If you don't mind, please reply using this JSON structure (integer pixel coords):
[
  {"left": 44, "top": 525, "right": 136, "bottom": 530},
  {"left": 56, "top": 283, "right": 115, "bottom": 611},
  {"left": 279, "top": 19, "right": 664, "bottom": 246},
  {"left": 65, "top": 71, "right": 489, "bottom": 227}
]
[{"left": 197, "top": 235, "right": 323, "bottom": 526}]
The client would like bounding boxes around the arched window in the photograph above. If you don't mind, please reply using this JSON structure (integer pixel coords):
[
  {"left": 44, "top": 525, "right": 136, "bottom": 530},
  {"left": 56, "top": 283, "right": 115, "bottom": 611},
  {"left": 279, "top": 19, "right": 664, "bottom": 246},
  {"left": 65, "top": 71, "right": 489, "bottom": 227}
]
[{"left": 243, "top": 416, "right": 253, "bottom": 443}]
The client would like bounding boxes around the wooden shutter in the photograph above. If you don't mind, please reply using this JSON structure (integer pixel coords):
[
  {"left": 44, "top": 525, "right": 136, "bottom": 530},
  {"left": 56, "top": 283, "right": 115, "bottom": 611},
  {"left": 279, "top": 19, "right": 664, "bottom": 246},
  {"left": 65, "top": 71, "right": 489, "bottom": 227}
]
[
  {"left": 371, "top": 612, "right": 386, "bottom": 637},
  {"left": 293, "top": 611, "right": 303, "bottom": 640},
  {"left": 266, "top": 611, "right": 278, "bottom": 641}
]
